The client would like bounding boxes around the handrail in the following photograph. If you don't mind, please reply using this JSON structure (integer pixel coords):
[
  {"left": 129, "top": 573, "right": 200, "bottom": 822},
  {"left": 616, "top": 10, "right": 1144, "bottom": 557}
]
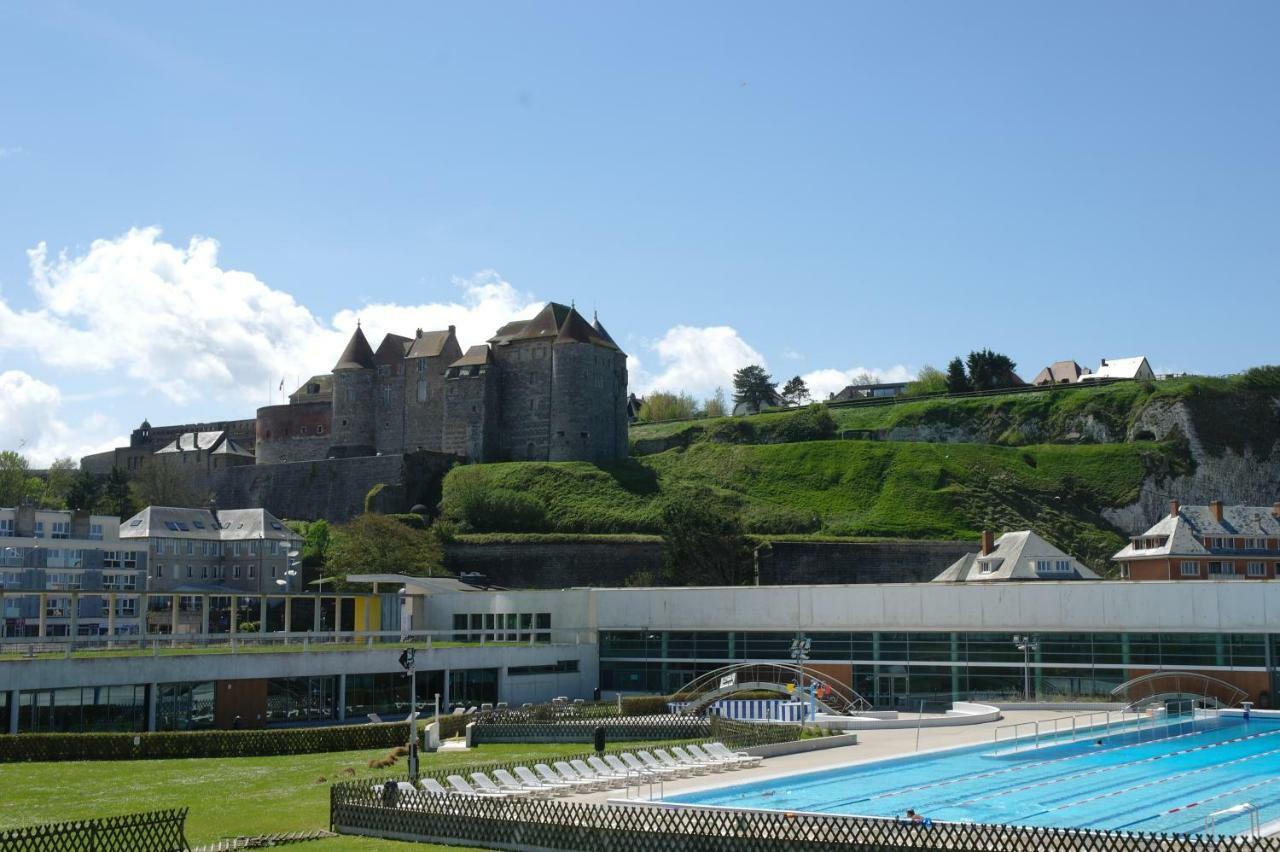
[
  {"left": 671, "top": 662, "right": 872, "bottom": 715},
  {"left": 1206, "top": 802, "right": 1259, "bottom": 837}
]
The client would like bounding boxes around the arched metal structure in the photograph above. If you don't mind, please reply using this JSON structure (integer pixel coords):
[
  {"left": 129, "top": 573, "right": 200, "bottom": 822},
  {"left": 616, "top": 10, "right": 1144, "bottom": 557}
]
[
  {"left": 670, "top": 663, "right": 872, "bottom": 716},
  {"left": 1110, "top": 670, "right": 1249, "bottom": 711}
]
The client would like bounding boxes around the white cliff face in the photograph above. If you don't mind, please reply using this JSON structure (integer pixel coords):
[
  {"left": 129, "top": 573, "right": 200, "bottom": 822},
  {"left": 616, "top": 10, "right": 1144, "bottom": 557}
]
[{"left": 1103, "top": 398, "right": 1280, "bottom": 534}]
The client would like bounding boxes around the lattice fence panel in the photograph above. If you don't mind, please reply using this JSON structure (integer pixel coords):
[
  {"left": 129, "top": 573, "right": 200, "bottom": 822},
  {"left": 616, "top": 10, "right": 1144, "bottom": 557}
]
[
  {"left": 0, "top": 809, "right": 189, "bottom": 852},
  {"left": 331, "top": 783, "right": 1280, "bottom": 852}
]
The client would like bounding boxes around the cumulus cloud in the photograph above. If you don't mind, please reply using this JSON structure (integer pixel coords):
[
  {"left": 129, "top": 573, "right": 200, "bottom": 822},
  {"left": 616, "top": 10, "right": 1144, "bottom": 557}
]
[
  {"left": 0, "top": 228, "right": 543, "bottom": 405},
  {"left": 800, "top": 365, "right": 917, "bottom": 400},
  {"left": 631, "top": 325, "right": 766, "bottom": 397},
  {"left": 0, "top": 371, "right": 122, "bottom": 466}
]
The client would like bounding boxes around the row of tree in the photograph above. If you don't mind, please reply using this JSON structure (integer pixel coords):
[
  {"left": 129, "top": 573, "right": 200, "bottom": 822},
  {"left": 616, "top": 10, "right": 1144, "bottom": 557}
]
[
  {"left": 0, "top": 450, "right": 211, "bottom": 520},
  {"left": 904, "top": 350, "right": 1022, "bottom": 396}
]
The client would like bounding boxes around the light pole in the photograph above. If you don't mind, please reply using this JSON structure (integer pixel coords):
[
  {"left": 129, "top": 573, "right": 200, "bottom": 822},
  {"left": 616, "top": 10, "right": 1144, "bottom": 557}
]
[
  {"left": 1013, "top": 634, "right": 1040, "bottom": 701},
  {"left": 790, "top": 635, "right": 813, "bottom": 721},
  {"left": 399, "top": 647, "right": 418, "bottom": 779}
]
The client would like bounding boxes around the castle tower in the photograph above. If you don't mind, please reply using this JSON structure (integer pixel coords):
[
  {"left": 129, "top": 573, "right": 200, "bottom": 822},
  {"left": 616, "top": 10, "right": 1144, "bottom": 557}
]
[
  {"left": 548, "top": 307, "right": 625, "bottom": 462},
  {"left": 592, "top": 315, "right": 630, "bottom": 460},
  {"left": 328, "top": 325, "right": 377, "bottom": 457}
]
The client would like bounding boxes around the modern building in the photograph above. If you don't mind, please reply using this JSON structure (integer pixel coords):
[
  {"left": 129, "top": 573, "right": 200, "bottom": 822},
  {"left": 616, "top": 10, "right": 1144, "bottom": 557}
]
[
  {"left": 1114, "top": 500, "right": 1280, "bottom": 581},
  {"left": 932, "top": 530, "right": 1101, "bottom": 582},
  {"left": 828, "top": 381, "right": 909, "bottom": 402},
  {"left": 0, "top": 506, "right": 148, "bottom": 638}
]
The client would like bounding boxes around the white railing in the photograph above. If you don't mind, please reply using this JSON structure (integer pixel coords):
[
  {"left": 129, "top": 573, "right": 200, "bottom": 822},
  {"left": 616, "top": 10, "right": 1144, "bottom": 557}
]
[
  {"left": 991, "top": 704, "right": 1204, "bottom": 754},
  {"left": 1206, "top": 802, "right": 1259, "bottom": 837}
]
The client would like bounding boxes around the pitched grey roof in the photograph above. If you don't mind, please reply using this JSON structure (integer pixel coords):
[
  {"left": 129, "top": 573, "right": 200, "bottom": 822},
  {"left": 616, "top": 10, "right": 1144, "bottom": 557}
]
[
  {"left": 488, "top": 303, "right": 619, "bottom": 351},
  {"left": 406, "top": 328, "right": 455, "bottom": 359},
  {"left": 449, "top": 345, "right": 492, "bottom": 368},
  {"left": 334, "top": 326, "right": 376, "bottom": 370},
  {"left": 1032, "top": 360, "right": 1087, "bottom": 385},
  {"left": 120, "top": 507, "right": 301, "bottom": 542},
  {"left": 933, "top": 530, "right": 1101, "bottom": 582}
]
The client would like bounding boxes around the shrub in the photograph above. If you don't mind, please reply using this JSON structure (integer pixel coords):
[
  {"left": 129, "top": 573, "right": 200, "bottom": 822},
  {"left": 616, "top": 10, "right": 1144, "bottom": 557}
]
[
  {"left": 620, "top": 695, "right": 674, "bottom": 715},
  {"left": 742, "top": 506, "right": 822, "bottom": 534},
  {"left": 705, "top": 419, "right": 756, "bottom": 444},
  {"left": 385, "top": 513, "right": 428, "bottom": 530},
  {"left": 449, "top": 486, "right": 548, "bottom": 533},
  {"left": 757, "top": 405, "right": 836, "bottom": 444}
]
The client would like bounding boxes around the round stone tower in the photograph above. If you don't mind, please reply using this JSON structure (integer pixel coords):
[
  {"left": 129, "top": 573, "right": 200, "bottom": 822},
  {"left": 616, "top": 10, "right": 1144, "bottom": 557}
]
[{"left": 328, "top": 325, "right": 377, "bottom": 458}]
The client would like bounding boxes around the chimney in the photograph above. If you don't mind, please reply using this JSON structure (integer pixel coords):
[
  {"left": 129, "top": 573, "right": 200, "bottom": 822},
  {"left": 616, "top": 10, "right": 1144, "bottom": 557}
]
[
  {"left": 1272, "top": 501, "right": 1280, "bottom": 520},
  {"left": 208, "top": 496, "right": 219, "bottom": 528},
  {"left": 415, "top": 328, "right": 423, "bottom": 338},
  {"left": 448, "top": 324, "right": 456, "bottom": 335},
  {"left": 1210, "top": 500, "right": 1224, "bottom": 523},
  {"left": 980, "top": 530, "right": 994, "bottom": 556},
  {"left": 1169, "top": 499, "right": 1180, "bottom": 518}
]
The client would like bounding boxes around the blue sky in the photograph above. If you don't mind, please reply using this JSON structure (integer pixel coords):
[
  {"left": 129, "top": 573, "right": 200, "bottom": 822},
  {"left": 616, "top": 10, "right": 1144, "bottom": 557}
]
[{"left": 1, "top": 2, "right": 1278, "bottom": 464}]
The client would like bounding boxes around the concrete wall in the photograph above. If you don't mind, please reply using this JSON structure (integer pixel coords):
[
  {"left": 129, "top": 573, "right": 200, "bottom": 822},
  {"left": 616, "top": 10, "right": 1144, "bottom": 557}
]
[
  {"left": 443, "top": 540, "right": 663, "bottom": 588},
  {"left": 759, "top": 540, "right": 973, "bottom": 585}
]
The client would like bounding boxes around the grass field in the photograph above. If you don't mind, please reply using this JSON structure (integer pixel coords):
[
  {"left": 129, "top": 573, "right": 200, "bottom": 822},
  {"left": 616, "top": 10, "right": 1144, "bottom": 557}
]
[{"left": 0, "top": 740, "right": 692, "bottom": 849}]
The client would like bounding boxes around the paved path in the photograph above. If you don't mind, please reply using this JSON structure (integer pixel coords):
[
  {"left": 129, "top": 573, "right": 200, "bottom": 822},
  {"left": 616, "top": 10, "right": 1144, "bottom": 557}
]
[{"left": 578, "top": 709, "right": 1076, "bottom": 805}]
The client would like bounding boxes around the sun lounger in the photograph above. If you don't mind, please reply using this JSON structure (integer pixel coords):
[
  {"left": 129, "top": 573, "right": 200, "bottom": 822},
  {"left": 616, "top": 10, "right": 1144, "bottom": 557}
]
[
  {"left": 571, "top": 758, "right": 626, "bottom": 788},
  {"left": 420, "top": 778, "right": 453, "bottom": 796},
  {"left": 537, "top": 762, "right": 600, "bottom": 792},
  {"left": 588, "top": 755, "right": 630, "bottom": 781},
  {"left": 687, "top": 743, "right": 741, "bottom": 770},
  {"left": 604, "top": 754, "right": 646, "bottom": 779},
  {"left": 447, "top": 774, "right": 505, "bottom": 797},
  {"left": 655, "top": 748, "right": 708, "bottom": 775},
  {"left": 673, "top": 745, "right": 726, "bottom": 773},
  {"left": 707, "top": 741, "right": 762, "bottom": 768},
  {"left": 493, "top": 768, "right": 554, "bottom": 798},
  {"left": 472, "top": 771, "right": 532, "bottom": 797},
  {"left": 620, "top": 751, "right": 675, "bottom": 778},
  {"left": 555, "top": 761, "right": 613, "bottom": 791},
  {"left": 638, "top": 750, "right": 693, "bottom": 778},
  {"left": 513, "top": 766, "right": 572, "bottom": 796}
]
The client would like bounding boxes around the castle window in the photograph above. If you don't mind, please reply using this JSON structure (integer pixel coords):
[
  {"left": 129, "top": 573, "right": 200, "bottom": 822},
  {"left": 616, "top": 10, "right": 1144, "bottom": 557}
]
[
  {"left": 417, "top": 379, "right": 428, "bottom": 402},
  {"left": 382, "top": 387, "right": 391, "bottom": 405},
  {"left": 317, "top": 425, "right": 324, "bottom": 435},
  {"left": 300, "top": 426, "right": 308, "bottom": 435},
  {"left": 417, "top": 359, "right": 426, "bottom": 372}
]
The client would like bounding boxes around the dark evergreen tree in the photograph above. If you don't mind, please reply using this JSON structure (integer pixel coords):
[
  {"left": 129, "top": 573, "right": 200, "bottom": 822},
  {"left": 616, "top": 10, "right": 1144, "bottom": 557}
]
[
  {"left": 658, "top": 488, "right": 751, "bottom": 586},
  {"left": 966, "top": 349, "right": 1020, "bottom": 390},
  {"left": 732, "top": 365, "right": 776, "bottom": 413},
  {"left": 781, "top": 375, "right": 810, "bottom": 406},
  {"left": 945, "top": 357, "right": 970, "bottom": 393},
  {"left": 65, "top": 469, "right": 100, "bottom": 512}
]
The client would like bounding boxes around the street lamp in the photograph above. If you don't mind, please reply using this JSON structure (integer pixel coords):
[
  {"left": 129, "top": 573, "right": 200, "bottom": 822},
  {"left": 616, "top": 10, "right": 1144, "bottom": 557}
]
[
  {"left": 1013, "top": 634, "right": 1040, "bottom": 701},
  {"left": 790, "top": 635, "right": 814, "bottom": 721}
]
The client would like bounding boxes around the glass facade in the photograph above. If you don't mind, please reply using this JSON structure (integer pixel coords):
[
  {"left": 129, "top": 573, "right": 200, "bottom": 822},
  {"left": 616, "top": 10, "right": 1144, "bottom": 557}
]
[
  {"left": 17, "top": 684, "right": 147, "bottom": 733},
  {"left": 599, "top": 630, "right": 1275, "bottom": 707},
  {"left": 156, "top": 681, "right": 216, "bottom": 731},
  {"left": 266, "top": 676, "right": 338, "bottom": 724}
]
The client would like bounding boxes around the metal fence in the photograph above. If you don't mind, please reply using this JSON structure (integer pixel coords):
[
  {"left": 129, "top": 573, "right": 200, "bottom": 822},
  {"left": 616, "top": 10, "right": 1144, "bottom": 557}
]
[
  {"left": 472, "top": 715, "right": 710, "bottom": 744},
  {"left": 330, "top": 786, "right": 1280, "bottom": 852},
  {"left": 0, "top": 809, "right": 189, "bottom": 852}
]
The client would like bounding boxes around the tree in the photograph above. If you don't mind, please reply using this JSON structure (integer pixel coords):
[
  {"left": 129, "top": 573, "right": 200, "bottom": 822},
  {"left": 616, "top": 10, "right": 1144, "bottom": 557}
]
[
  {"left": 732, "top": 365, "right": 776, "bottom": 414},
  {"left": 781, "top": 376, "right": 810, "bottom": 406},
  {"left": 326, "top": 513, "right": 446, "bottom": 581},
  {"left": 98, "top": 467, "right": 134, "bottom": 519},
  {"left": 130, "top": 461, "right": 202, "bottom": 509},
  {"left": 905, "top": 365, "right": 948, "bottom": 397},
  {"left": 848, "top": 372, "right": 878, "bottom": 387},
  {"left": 301, "top": 519, "right": 331, "bottom": 568},
  {"left": 658, "top": 488, "right": 751, "bottom": 586},
  {"left": 945, "top": 357, "right": 970, "bottom": 393},
  {"left": 0, "top": 451, "right": 35, "bottom": 507},
  {"left": 966, "top": 349, "right": 1020, "bottom": 390},
  {"left": 65, "top": 469, "right": 100, "bottom": 512},
  {"left": 636, "top": 391, "right": 699, "bottom": 422},
  {"left": 40, "top": 458, "right": 77, "bottom": 508},
  {"left": 703, "top": 387, "right": 728, "bottom": 419}
]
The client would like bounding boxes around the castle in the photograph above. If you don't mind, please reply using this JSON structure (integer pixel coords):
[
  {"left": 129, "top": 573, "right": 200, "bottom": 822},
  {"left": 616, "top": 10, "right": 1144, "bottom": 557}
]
[{"left": 83, "top": 303, "right": 629, "bottom": 517}]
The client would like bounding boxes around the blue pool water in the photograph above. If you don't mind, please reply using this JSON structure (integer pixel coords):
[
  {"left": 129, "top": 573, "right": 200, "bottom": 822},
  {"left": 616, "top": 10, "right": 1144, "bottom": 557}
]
[{"left": 666, "top": 716, "right": 1280, "bottom": 836}]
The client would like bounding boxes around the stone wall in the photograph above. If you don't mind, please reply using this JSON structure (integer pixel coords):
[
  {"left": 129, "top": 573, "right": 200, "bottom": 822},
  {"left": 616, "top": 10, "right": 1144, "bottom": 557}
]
[
  {"left": 210, "top": 451, "right": 457, "bottom": 523},
  {"left": 255, "top": 401, "right": 332, "bottom": 464},
  {"left": 441, "top": 538, "right": 970, "bottom": 589},
  {"left": 757, "top": 540, "right": 973, "bottom": 585},
  {"left": 443, "top": 540, "right": 663, "bottom": 588}
]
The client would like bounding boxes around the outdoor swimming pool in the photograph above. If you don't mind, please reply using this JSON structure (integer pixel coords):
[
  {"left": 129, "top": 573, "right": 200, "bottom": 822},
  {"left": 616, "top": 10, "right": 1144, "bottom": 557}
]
[{"left": 666, "top": 714, "right": 1280, "bottom": 836}]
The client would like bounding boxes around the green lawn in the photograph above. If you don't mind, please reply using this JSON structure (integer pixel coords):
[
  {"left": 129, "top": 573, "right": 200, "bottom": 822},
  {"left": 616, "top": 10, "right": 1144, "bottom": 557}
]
[{"left": 0, "top": 740, "right": 691, "bottom": 850}]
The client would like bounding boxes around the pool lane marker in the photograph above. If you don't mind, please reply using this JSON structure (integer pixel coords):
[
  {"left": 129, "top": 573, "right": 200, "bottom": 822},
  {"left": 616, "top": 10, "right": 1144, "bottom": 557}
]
[
  {"left": 869, "top": 722, "right": 1234, "bottom": 803},
  {"left": 1162, "top": 775, "right": 1280, "bottom": 816},
  {"left": 948, "top": 726, "right": 1280, "bottom": 808}
]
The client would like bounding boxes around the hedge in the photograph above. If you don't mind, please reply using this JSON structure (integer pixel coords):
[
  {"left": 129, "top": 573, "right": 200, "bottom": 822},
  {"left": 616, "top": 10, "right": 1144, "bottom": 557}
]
[
  {"left": 0, "top": 714, "right": 471, "bottom": 763},
  {"left": 620, "top": 694, "right": 674, "bottom": 716}
]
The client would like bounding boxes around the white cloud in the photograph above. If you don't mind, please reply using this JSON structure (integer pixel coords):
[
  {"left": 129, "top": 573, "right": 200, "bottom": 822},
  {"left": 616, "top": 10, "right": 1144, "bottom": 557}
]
[
  {"left": 800, "top": 365, "right": 917, "bottom": 400},
  {"left": 0, "top": 228, "right": 543, "bottom": 406},
  {"left": 631, "top": 325, "right": 765, "bottom": 397},
  {"left": 0, "top": 371, "right": 122, "bottom": 467},
  {"left": 781, "top": 348, "right": 803, "bottom": 361}
]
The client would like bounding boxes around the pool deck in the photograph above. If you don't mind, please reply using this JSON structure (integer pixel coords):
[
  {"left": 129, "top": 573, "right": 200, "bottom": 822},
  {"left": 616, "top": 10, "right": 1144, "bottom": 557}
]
[{"left": 588, "top": 708, "right": 1076, "bottom": 806}]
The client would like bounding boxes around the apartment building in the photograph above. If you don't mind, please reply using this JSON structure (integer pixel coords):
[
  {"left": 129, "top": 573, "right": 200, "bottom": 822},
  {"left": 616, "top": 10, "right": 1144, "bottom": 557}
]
[
  {"left": 1114, "top": 500, "right": 1280, "bottom": 580},
  {"left": 0, "top": 506, "right": 149, "bottom": 637}
]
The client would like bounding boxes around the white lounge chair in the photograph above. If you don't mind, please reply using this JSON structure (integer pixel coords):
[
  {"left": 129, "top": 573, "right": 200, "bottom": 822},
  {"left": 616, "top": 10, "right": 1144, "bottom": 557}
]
[
  {"left": 472, "top": 771, "right": 531, "bottom": 797},
  {"left": 446, "top": 774, "right": 505, "bottom": 797},
  {"left": 638, "top": 750, "right": 693, "bottom": 778},
  {"left": 673, "top": 745, "right": 726, "bottom": 773},
  {"left": 369, "top": 781, "right": 419, "bottom": 796},
  {"left": 707, "top": 741, "right": 762, "bottom": 768},
  {"left": 621, "top": 751, "right": 675, "bottom": 778},
  {"left": 588, "top": 755, "right": 630, "bottom": 782},
  {"left": 555, "top": 761, "right": 612, "bottom": 791},
  {"left": 537, "top": 763, "right": 599, "bottom": 792},
  {"left": 604, "top": 754, "right": 646, "bottom": 780},
  {"left": 513, "top": 766, "right": 572, "bottom": 796},
  {"left": 687, "top": 743, "right": 741, "bottom": 770},
  {"left": 571, "top": 758, "right": 626, "bottom": 788},
  {"left": 420, "top": 777, "right": 453, "bottom": 796},
  {"left": 655, "top": 748, "right": 708, "bottom": 775},
  {"left": 493, "top": 768, "right": 554, "bottom": 798}
]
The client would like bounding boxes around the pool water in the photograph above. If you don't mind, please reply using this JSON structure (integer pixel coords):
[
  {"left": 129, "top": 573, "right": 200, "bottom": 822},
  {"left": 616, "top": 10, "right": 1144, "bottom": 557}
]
[{"left": 665, "top": 716, "right": 1280, "bottom": 836}]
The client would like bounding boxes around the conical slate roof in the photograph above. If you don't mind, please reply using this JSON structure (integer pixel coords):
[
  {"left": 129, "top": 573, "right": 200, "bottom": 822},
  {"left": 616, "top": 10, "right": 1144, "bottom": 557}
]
[
  {"left": 591, "top": 316, "right": 620, "bottom": 349},
  {"left": 334, "top": 326, "right": 375, "bottom": 370}
]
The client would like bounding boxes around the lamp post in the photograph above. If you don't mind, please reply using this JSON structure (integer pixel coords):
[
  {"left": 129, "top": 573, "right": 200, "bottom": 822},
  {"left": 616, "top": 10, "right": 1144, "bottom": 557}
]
[
  {"left": 790, "top": 634, "right": 813, "bottom": 721},
  {"left": 1013, "top": 634, "right": 1040, "bottom": 701},
  {"left": 399, "top": 646, "right": 418, "bottom": 780}
]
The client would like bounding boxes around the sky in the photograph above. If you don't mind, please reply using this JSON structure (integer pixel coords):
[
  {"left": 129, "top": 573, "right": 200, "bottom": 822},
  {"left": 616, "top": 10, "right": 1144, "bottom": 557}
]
[{"left": 1, "top": 2, "right": 1278, "bottom": 465}]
